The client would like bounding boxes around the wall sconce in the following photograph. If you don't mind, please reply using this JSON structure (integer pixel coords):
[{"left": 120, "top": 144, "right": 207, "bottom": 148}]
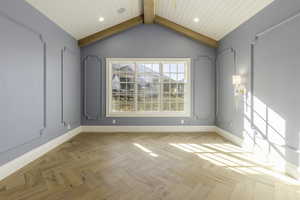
[{"left": 232, "top": 75, "right": 246, "bottom": 96}]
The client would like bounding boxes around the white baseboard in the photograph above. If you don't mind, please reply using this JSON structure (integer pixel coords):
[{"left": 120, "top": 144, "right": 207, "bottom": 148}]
[
  {"left": 81, "top": 125, "right": 217, "bottom": 133},
  {"left": 1, "top": 125, "right": 300, "bottom": 181},
  {"left": 285, "top": 162, "right": 300, "bottom": 180},
  {"left": 214, "top": 127, "right": 300, "bottom": 180},
  {"left": 215, "top": 127, "right": 244, "bottom": 146},
  {"left": 0, "top": 126, "right": 82, "bottom": 181}
]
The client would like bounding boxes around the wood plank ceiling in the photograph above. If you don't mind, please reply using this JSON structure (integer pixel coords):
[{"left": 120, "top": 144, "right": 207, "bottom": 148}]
[
  {"left": 78, "top": 16, "right": 144, "bottom": 47},
  {"left": 26, "top": 0, "right": 274, "bottom": 47},
  {"left": 26, "top": 0, "right": 143, "bottom": 39},
  {"left": 156, "top": 0, "right": 274, "bottom": 40}
]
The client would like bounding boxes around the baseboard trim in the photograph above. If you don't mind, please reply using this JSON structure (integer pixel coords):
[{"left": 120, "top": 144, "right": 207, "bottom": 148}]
[
  {"left": 215, "top": 127, "right": 300, "bottom": 180},
  {"left": 215, "top": 127, "right": 244, "bottom": 146},
  {"left": 0, "top": 126, "right": 82, "bottom": 181},
  {"left": 81, "top": 125, "right": 217, "bottom": 133},
  {"left": 285, "top": 162, "right": 300, "bottom": 180},
  {"left": 1, "top": 125, "right": 300, "bottom": 181}
]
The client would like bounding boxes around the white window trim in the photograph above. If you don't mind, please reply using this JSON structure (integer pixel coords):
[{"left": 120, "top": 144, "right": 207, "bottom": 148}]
[{"left": 106, "top": 58, "right": 192, "bottom": 117}]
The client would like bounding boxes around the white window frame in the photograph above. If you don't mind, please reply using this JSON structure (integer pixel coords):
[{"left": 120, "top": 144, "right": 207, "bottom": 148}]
[{"left": 106, "top": 58, "right": 191, "bottom": 117}]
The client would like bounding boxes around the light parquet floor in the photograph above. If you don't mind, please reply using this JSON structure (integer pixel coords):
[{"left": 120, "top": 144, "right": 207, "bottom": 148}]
[{"left": 0, "top": 132, "right": 300, "bottom": 200}]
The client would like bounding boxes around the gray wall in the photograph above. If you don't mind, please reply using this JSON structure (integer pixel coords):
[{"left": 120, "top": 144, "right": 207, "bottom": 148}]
[
  {"left": 0, "top": 0, "right": 80, "bottom": 166},
  {"left": 81, "top": 24, "right": 216, "bottom": 126},
  {"left": 5, "top": 0, "right": 299, "bottom": 171},
  {"left": 217, "top": 0, "right": 300, "bottom": 166}
]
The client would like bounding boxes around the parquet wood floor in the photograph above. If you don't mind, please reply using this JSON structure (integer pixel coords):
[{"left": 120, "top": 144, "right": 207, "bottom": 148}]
[{"left": 0, "top": 132, "right": 299, "bottom": 200}]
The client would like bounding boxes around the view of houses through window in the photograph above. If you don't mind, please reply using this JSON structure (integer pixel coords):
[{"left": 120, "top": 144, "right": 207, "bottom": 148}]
[{"left": 107, "top": 58, "right": 191, "bottom": 117}]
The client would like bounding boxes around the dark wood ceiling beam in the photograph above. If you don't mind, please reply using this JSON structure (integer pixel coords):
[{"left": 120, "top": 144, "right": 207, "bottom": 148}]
[
  {"left": 154, "top": 16, "right": 218, "bottom": 48},
  {"left": 78, "top": 15, "right": 144, "bottom": 47},
  {"left": 144, "top": 0, "right": 155, "bottom": 24},
  {"left": 78, "top": 15, "right": 218, "bottom": 48}
]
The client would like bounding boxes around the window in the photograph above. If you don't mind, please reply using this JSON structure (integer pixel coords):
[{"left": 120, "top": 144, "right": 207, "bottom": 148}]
[{"left": 106, "top": 58, "right": 191, "bottom": 117}]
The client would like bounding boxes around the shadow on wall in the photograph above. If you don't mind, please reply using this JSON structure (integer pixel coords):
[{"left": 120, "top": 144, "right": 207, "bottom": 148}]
[{"left": 242, "top": 92, "right": 297, "bottom": 174}]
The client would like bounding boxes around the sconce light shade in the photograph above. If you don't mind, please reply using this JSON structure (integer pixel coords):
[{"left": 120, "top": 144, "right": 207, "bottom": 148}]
[{"left": 232, "top": 75, "right": 242, "bottom": 85}]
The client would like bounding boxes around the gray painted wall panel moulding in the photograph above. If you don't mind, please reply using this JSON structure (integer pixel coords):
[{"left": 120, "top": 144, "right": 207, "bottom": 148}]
[
  {"left": 0, "top": 0, "right": 80, "bottom": 167},
  {"left": 250, "top": 9, "right": 300, "bottom": 128},
  {"left": 192, "top": 55, "right": 215, "bottom": 121},
  {"left": 216, "top": 48, "right": 237, "bottom": 118},
  {"left": 250, "top": 10, "right": 300, "bottom": 152},
  {"left": 216, "top": 50, "right": 236, "bottom": 131},
  {"left": 218, "top": 0, "right": 300, "bottom": 165},
  {"left": 61, "top": 47, "right": 81, "bottom": 127},
  {"left": 83, "top": 55, "right": 101, "bottom": 120},
  {"left": 0, "top": 11, "right": 46, "bottom": 153}
]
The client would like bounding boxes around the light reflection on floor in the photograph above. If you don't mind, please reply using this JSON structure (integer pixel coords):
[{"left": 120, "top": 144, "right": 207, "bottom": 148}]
[
  {"left": 169, "top": 142, "right": 300, "bottom": 185},
  {"left": 134, "top": 143, "right": 158, "bottom": 157}
]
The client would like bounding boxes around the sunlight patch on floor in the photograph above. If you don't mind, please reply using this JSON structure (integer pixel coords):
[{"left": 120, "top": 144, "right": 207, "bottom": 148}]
[
  {"left": 169, "top": 142, "right": 300, "bottom": 185},
  {"left": 133, "top": 143, "right": 158, "bottom": 157}
]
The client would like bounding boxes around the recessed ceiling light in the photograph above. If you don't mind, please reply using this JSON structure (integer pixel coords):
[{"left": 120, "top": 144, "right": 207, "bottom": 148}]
[
  {"left": 193, "top": 18, "right": 199, "bottom": 23},
  {"left": 98, "top": 17, "right": 104, "bottom": 22}
]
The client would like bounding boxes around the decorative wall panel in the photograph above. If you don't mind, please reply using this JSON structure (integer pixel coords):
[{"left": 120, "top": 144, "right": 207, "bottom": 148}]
[
  {"left": 193, "top": 56, "right": 214, "bottom": 121},
  {"left": 0, "top": 13, "right": 45, "bottom": 153},
  {"left": 61, "top": 47, "right": 80, "bottom": 126},
  {"left": 83, "top": 56, "right": 101, "bottom": 120},
  {"left": 252, "top": 14, "right": 300, "bottom": 149},
  {"left": 217, "top": 51, "right": 235, "bottom": 129}
]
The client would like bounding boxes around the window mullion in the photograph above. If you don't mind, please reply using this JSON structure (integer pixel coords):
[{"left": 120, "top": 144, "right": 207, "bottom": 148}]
[
  {"left": 150, "top": 65, "right": 153, "bottom": 111},
  {"left": 176, "top": 67, "right": 179, "bottom": 112},
  {"left": 143, "top": 68, "right": 147, "bottom": 112},
  {"left": 125, "top": 73, "right": 127, "bottom": 112},
  {"left": 169, "top": 78, "right": 171, "bottom": 112},
  {"left": 134, "top": 62, "right": 137, "bottom": 112},
  {"left": 159, "top": 63, "right": 163, "bottom": 112}
]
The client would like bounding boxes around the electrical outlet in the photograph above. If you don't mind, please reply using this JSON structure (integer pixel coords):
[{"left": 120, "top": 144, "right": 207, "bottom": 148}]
[
  {"left": 181, "top": 120, "right": 185, "bottom": 124},
  {"left": 112, "top": 120, "right": 116, "bottom": 124},
  {"left": 40, "top": 129, "right": 44, "bottom": 136}
]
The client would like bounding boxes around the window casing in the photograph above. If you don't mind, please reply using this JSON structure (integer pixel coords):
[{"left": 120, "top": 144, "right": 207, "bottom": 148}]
[{"left": 106, "top": 58, "right": 191, "bottom": 117}]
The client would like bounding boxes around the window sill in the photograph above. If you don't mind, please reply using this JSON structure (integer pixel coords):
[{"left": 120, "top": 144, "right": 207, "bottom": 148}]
[{"left": 106, "top": 112, "right": 191, "bottom": 118}]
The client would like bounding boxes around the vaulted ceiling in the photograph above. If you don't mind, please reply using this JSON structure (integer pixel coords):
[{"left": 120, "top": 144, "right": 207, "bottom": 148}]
[
  {"left": 26, "top": 0, "right": 143, "bottom": 39},
  {"left": 156, "top": 0, "right": 274, "bottom": 40},
  {"left": 26, "top": 0, "right": 274, "bottom": 44}
]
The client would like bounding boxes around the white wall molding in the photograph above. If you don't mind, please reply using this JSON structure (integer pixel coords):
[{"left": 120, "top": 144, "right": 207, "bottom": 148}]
[
  {"left": 83, "top": 55, "right": 101, "bottom": 120},
  {"left": 285, "top": 162, "right": 300, "bottom": 180},
  {"left": 0, "top": 126, "right": 82, "bottom": 181},
  {"left": 1, "top": 125, "right": 299, "bottom": 181},
  {"left": 0, "top": 10, "right": 47, "bottom": 153},
  {"left": 81, "top": 125, "right": 217, "bottom": 133},
  {"left": 215, "top": 127, "right": 300, "bottom": 180},
  {"left": 215, "top": 127, "right": 244, "bottom": 146},
  {"left": 0, "top": 125, "right": 214, "bottom": 181}
]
